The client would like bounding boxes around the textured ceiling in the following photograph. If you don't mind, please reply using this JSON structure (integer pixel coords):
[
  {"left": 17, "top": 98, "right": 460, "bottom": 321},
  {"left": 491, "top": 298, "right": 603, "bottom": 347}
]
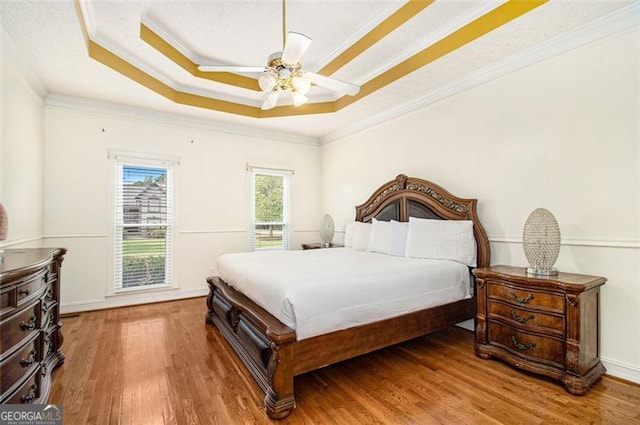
[{"left": 1, "top": 1, "right": 636, "bottom": 143}]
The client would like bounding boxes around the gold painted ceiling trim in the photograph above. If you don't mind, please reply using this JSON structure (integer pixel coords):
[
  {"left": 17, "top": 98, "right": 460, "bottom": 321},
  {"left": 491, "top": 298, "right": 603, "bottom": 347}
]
[
  {"left": 317, "top": 0, "right": 435, "bottom": 76},
  {"left": 335, "top": 0, "right": 548, "bottom": 111},
  {"left": 74, "top": 0, "right": 547, "bottom": 119},
  {"left": 140, "top": 23, "right": 260, "bottom": 92}
]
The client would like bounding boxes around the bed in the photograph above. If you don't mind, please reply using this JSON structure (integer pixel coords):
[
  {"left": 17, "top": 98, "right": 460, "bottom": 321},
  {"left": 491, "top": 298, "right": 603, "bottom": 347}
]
[{"left": 205, "top": 174, "right": 490, "bottom": 419}]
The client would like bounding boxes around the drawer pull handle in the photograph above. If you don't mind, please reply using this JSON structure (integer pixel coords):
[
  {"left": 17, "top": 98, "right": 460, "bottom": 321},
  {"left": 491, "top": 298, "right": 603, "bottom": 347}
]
[
  {"left": 511, "top": 310, "right": 535, "bottom": 324},
  {"left": 21, "top": 383, "right": 38, "bottom": 403},
  {"left": 509, "top": 291, "right": 534, "bottom": 304},
  {"left": 512, "top": 336, "right": 536, "bottom": 351},
  {"left": 18, "top": 289, "right": 30, "bottom": 296},
  {"left": 20, "top": 315, "right": 37, "bottom": 331},
  {"left": 20, "top": 349, "right": 37, "bottom": 367}
]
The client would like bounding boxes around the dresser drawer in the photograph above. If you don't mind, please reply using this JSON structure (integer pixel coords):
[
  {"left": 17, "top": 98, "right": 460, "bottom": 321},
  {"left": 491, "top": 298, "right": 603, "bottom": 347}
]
[
  {"left": 0, "top": 334, "right": 40, "bottom": 396},
  {"left": 0, "top": 300, "right": 40, "bottom": 355},
  {"left": 488, "top": 281, "right": 564, "bottom": 314},
  {"left": 488, "top": 322, "right": 564, "bottom": 367},
  {"left": 1, "top": 367, "right": 40, "bottom": 404},
  {"left": 488, "top": 300, "right": 564, "bottom": 336},
  {"left": 0, "top": 286, "right": 14, "bottom": 312},
  {"left": 16, "top": 269, "right": 48, "bottom": 306}
]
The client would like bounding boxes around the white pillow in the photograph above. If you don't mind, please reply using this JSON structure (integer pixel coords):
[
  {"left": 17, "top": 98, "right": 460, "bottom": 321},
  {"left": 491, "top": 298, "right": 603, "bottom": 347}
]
[
  {"left": 405, "top": 217, "right": 477, "bottom": 266},
  {"left": 344, "top": 222, "right": 354, "bottom": 248},
  {"left": 352, "top": 221, "right": 372, "bottom": 251},
  {"left": 389, "top": 220, "right": 409, "bottom": 257},
  {"left": 367, "top": 218, "right": 392, "bottom": 254}
]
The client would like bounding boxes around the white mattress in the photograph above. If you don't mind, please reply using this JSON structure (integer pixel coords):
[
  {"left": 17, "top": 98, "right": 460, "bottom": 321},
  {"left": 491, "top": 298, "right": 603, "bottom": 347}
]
[{"left": 217, "top": 248, "right": 471, "bottom": 340}]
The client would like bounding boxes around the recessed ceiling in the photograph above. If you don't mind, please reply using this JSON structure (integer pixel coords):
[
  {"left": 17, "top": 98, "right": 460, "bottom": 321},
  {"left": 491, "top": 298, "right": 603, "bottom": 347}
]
[{"left": 1, "top": 1, "right": 636, "bottom": 143}]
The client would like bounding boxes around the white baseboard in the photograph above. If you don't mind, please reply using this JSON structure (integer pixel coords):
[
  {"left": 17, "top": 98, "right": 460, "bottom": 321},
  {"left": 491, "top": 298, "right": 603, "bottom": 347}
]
[
  {"left": 60, "top": 287, "right": 208, "bottom": 314},
  {"left": 602, "top": 357, "right": 640, "bottom": 384}
]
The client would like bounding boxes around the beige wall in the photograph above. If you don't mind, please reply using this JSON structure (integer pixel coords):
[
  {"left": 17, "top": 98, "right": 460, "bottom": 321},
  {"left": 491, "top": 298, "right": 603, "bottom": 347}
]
[
  {"left": 320, "top": 28, "right": 640, "bottom": 382},
  {"left": 43, "top": 106, "right": 321, "bottom": 311},
  {"left": 0, "top": 46, "right": 45, "bottom": 248}
]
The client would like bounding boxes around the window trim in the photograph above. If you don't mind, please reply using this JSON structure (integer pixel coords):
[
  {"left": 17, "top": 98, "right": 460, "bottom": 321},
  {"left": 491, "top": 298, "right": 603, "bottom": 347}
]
[
  {"left": 248, "top": 166, "right": 292, "bottom": 251},
  {"left": 108, "top": 150, "right": 178, "bottom": 295}
]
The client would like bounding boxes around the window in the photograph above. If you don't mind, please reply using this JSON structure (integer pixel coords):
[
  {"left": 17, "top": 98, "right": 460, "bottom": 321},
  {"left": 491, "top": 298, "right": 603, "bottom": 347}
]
[
  {"left": 114, "top": 158, "right": 174, "bottom": 291},
  {"left": 249, "top": 167, "right": 291, "bottom": 251}
]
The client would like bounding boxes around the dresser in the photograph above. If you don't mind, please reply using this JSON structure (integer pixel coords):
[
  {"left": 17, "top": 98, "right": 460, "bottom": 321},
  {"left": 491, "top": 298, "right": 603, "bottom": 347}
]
[
  {"left": 473, "top": 265, "right": 606, "bottom": 395},
  {"left": 0, "top": 248, "right": 66, "bottom": 404}
]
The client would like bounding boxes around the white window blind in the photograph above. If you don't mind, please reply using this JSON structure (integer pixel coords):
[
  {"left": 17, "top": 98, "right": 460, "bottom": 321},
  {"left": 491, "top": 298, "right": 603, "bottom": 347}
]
[
  {"left": 114, "top": 158, "right": 175, "bottom": 291},
  {"left": 249, "top": 167, "right": 291, "bottom": 251}
]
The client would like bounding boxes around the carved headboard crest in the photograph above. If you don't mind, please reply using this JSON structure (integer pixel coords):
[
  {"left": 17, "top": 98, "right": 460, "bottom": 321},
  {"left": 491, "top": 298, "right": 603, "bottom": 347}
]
[{"left": 354, "top": 174, "right": 490, "bottom": 268}]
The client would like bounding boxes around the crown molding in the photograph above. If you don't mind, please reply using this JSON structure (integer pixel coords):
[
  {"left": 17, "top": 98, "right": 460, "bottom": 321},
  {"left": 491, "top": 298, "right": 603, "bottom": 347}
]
[
  {"left": 321, "top": 2, "right": 640, "bottom": 145},
  {"left": 315, "top": 1, "right": 405, "bottom": 73},
  {"left": 45, "top": 93, "right": 320, "bottom": 146},
  {"left": 356, "top": 1, "right": 505, "bottom": 85},
  {"left": 1, "top": 28, "right": 48, "bottom": 99}
]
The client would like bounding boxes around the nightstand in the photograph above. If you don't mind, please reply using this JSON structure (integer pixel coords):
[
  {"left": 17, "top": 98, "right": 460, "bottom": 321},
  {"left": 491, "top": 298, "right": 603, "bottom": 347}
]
[
  {"left": 301, "top": 243, "right": 343, "bottom": 250},
  {"left": 473, "top": 265, "right": 606, "bottom": 395}
]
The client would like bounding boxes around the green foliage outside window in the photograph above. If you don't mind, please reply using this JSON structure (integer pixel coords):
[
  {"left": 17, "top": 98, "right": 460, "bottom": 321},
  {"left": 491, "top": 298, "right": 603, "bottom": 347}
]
[{"left": 254, "top": 174, "right": 283, "bottom": 222}]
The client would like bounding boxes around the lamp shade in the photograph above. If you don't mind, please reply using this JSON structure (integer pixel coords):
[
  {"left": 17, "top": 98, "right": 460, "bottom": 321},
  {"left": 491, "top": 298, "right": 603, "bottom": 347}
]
[
  {"left": 0, "top": 202, "right": 7, "bottom": 241},
  {"left": 522, "top": 208, "right": 560, "bottom": 276}
]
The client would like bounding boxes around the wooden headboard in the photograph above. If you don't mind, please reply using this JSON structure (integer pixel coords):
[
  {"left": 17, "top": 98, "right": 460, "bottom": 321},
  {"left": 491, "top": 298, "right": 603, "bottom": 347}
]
[{"left": 355, "top": 174, "right": 490, "bottom": 268}]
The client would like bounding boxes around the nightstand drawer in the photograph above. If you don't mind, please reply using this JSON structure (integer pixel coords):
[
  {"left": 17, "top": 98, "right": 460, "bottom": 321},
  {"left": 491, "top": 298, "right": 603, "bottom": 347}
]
[
  {"left": 488, "top": 322, "right": 564, "bottom": 367},
  {"left": 487, "top": 281, "right": 564, "bottom": 314},
  {"left": 488, "top": 300, "right": 564, "bottom": 336}
]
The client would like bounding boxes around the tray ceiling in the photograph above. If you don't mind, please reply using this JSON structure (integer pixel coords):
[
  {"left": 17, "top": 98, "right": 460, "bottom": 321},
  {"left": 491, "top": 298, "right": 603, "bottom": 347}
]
[{"left": 1, "top": 1, "right": 636, "bottom": 143}]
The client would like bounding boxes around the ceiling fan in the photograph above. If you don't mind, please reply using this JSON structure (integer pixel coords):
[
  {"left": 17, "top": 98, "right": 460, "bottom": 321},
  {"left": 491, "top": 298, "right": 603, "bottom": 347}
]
[{"left": 197, "top": 1, "right": 360, "bottom": 110}]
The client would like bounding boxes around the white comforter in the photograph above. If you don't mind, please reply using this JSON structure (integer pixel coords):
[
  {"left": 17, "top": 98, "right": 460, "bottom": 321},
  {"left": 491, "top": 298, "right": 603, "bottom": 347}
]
[{"left": 217, "top": 248, "right": 470, "bottom": 340}]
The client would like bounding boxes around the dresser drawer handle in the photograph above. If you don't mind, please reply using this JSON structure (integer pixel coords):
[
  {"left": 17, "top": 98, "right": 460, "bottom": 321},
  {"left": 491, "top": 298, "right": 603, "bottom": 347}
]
[
  {"left": 511, "top": 310, "right": 535, "bottom": 324},
  {"left": 20, "top": 315, "right": 37, "bottom": 331},
  {"left": 20, "top": 383, "right": 38, "bottom": 403},
  {"left": 18, "top": 289, "right": 30, "bottom": 296},
  {"left": 20, "top": 349, "right": 37, "bottom": 367},
  {"left": 509, "top": 291, "right": 534, "bottom": 304},
  {"left": 511, "top": 336, "right": 536, "bottom": 351}
]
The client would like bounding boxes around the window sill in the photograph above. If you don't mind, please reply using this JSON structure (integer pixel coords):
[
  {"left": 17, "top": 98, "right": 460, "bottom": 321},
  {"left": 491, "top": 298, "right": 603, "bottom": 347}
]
[{"left": 108, "top": 284, "right": 179, "bottom": 298}]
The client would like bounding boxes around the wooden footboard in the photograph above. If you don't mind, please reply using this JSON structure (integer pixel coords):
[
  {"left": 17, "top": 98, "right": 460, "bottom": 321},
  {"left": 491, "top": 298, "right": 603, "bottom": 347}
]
[
  {"left": 206, "top": 276, "right": 296, "bottom": 419},
  {"left": 206, "top": 275, "right": 476, "bottom": 419}
]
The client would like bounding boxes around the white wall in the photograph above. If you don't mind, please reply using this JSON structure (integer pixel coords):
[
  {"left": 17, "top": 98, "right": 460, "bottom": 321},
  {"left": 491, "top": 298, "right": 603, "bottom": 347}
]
[
  {"left": 321, "top": 28, "right": 640, "bottom": 382},
  {"left": 44, "top": 106, "right": 320, "bottom": 312},
  {"left": 0, "top": 43, "right": 45, "bottom": 248}
]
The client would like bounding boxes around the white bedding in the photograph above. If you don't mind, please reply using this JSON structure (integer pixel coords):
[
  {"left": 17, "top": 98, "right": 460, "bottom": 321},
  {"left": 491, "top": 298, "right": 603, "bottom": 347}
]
[{"left": 217, "top": 248, "right": 471, "bottom": 340}]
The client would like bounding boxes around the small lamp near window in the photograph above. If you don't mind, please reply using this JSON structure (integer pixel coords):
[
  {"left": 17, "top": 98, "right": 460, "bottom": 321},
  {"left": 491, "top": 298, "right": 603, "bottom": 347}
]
[
  {"left": 522, "top": 208, "right": 560, "bottom": 276},
  {"left": 320, "top": 214, "right": 334, "bottom": 248},
  {"left": 0, "top": 202, "right": 8, "bottom": 261}
]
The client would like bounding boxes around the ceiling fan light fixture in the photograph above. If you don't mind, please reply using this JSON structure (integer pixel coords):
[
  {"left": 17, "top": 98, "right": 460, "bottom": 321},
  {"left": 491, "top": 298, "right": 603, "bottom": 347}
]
[
  {"left": 261, "top": 91, "right": 279, "bottom": 110},
  {"left": 258, "top": 74, "right": 277, "bottom": 92},
  {"left": 291, "top": 76, "right": 311, "bottom": 95},
  {"left": 291, "top": 92, "right": 308, "bottom": 107}
]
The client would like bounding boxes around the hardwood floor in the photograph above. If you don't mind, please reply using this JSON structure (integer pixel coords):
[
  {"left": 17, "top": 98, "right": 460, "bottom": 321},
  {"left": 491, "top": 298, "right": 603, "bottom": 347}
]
[{"left": 50, "top": 297, "right": 640, "bottom": 425}]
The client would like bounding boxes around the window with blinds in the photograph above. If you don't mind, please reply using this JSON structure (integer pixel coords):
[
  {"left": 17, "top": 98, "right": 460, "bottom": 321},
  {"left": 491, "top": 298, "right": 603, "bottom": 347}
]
[
  {"left": 249, "top": 167, "right": 291, "bottom": 251},
  {"left": 114, "top": 161, "right": 174, "bottom": 291}
]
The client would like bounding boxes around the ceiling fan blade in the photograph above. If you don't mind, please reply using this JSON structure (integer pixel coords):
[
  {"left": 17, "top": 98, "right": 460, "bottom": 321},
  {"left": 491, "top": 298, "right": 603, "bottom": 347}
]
[
  {"left": 304, "top": 72, "right": 360, "bottom": 96},
  {"left": 281, "top": 32, "right": 312, "bottom": 65},
  {"left": 198, "top": 65, "right": 265, "bottom": 73}
]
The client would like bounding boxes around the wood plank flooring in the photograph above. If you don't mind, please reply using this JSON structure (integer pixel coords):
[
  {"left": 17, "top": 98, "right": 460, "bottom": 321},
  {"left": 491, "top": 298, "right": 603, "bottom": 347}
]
[{"left": 50, "top": 297, "right": 640, "bottom": 424}]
